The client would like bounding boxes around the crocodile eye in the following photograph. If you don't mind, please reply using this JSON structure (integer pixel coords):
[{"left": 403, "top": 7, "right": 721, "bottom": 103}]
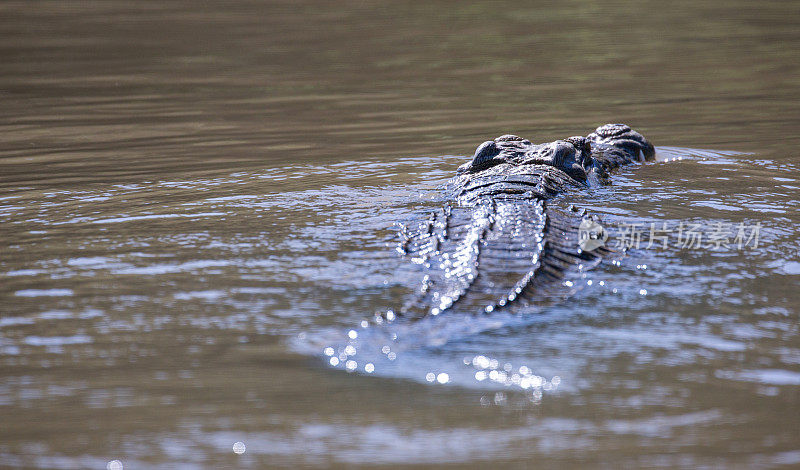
[
  {"left": 458, "top": 141, "right": 502, "bottom": 174},
  {"left": 551, "top": 143, "right": 573, "bottom": 167},
  {"left": 472, "top": 140, "right": 500, "bottom": 166}
]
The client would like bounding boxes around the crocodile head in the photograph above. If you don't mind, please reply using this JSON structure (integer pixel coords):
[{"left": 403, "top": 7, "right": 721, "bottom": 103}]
[
  {"left": 457, "top": 134, "right": 590, "bottom": 183},
  {"left": 586, "top": 123, "right": 655, "bottom": 162}
]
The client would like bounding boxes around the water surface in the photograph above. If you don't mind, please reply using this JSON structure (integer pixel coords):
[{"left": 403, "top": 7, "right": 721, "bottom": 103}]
[{"left": 1, "top": 1, "right": 799, "bottom": 468}]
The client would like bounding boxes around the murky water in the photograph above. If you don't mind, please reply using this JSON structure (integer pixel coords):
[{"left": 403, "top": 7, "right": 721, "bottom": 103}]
[{"left": 1, "top": 1, "right": 799, "bottom": 468}]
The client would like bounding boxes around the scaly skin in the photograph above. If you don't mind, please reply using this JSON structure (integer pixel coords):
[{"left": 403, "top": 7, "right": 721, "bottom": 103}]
[{"left": 394, "top": 124, "right": 654, "bottom": 320}]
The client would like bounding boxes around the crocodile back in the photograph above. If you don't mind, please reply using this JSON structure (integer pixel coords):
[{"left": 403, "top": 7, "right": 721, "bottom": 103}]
[{"left": 397, "top": 195, "right": 607, "bottom": 319}]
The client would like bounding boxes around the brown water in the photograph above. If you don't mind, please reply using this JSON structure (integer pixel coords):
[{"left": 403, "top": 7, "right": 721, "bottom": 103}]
[{"left": 1, "top": 1, "right": 800, "bottom": 468}]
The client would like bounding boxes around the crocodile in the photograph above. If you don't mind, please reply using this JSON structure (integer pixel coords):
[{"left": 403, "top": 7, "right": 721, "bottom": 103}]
[{"left": 393, "top": 124, "right": 655, "bottom": 320}]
